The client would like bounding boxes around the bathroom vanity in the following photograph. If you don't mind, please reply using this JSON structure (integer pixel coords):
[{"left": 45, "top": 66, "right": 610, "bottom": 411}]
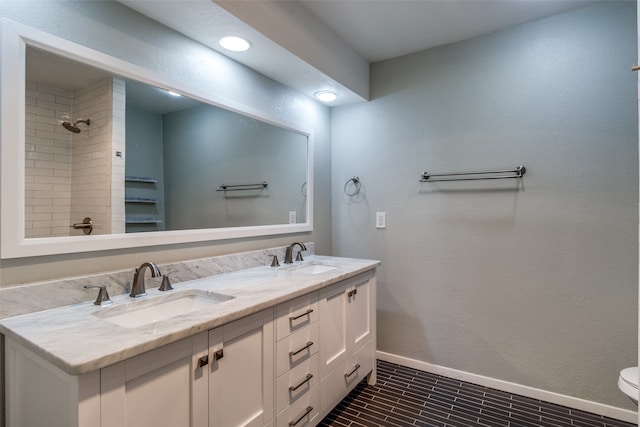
[{"left": 0, "top": 255, "right": 379, "bottom": 427}]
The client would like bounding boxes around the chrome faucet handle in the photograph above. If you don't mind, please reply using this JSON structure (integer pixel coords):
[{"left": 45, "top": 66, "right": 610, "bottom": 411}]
[
  {"left": 84, "top": 284, "right": 112, "bottom": 306},
  {"left": 269, "top": 254, "right": 280, "bottom": 267},
  {"left": 159, "top": 274, "right": 173, "bottom": 291}
]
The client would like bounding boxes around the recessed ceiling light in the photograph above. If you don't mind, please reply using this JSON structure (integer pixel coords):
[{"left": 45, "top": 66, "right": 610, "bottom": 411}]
[
  {"left": 219, "top": 36, "right": 252, "bottom": 52},
  {"left": 315, "top": 90, "right": 338, "bottom": 103}
]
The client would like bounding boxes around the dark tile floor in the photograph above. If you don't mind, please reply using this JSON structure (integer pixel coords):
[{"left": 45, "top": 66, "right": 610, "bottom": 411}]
[{"left": 319, "top": 360, "right": 636, "bottom": 427}]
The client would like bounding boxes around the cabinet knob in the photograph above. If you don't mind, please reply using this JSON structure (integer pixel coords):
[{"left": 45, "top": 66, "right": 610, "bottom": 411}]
[
  {"left": 198, "top": 355, "right": 209, "bottom": 367},
  {"left": 213, "top": 349, "right": 224, "bottom": 361}
]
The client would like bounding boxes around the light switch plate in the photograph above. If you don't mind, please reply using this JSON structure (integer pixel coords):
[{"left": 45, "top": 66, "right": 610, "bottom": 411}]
[
  {"left": 376, "top": 212, "right": 386, "bottom": 229},
  {"left": 289, "top": 211, "right": 297, "bottom": 224}
]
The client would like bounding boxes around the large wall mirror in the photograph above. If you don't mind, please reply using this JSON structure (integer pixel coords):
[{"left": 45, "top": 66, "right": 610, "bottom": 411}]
[{"left": 1, "top": 20, "right": 313, "bottom": 258}]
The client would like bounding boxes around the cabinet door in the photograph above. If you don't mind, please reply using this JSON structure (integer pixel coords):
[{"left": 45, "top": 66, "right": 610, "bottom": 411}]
[
  {"left": 318, "top": 281, "right": 349, "bottom": 380},
  {"left": 319, "top": 275, "right": 374, "bottom": 380},
  {"left": 208, "top": 309, "right": 274, "bottom": 427},
  {"left": 101, "top": 332, "right": 208, "bottom": 427},
  {"left": 319, "top": 273, "right": 377, "bottom": 414},
  {"left": 347, "top": 277, "right": 374, "bottom": 356}
]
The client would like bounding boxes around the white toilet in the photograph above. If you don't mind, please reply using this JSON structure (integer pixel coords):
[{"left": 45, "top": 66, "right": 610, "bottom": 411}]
[{"left": 618, "top": 367, "right": 638, "bottom": 404}]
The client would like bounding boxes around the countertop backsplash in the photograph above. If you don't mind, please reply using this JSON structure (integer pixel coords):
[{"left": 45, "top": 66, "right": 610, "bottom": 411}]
[{"left": 0, "top": 242, "right": 314, "bottom": 319}]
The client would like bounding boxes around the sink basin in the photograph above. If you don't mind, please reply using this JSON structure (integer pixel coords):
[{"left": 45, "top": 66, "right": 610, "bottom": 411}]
[
  {"left": 93, "top": 289, "right": 234, "bottom": 328},
  {"left": 284, "top": 261, "right": 338, "bottom": 275}
]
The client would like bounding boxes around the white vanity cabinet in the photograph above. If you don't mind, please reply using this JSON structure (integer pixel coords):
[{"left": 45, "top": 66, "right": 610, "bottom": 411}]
[
  {"left": 4, "top": 309, "right": 274, "bottom": 427},
  {"left": 2, "top": 265, "right": 378, "bottom": 427},
  {"left": 100, "top": 309, "right": 274, "bottom": 427},
  {"left": 101, "top": 309, "right": 274, "bottom": 427},
  {"left": 318, "top": 271, "right": 376, "bottom": 417}
]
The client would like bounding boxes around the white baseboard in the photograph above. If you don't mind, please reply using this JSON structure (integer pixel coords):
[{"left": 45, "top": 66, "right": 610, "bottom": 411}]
[{"left": 376, "top": 351, "right": 638, "bottom": 425}]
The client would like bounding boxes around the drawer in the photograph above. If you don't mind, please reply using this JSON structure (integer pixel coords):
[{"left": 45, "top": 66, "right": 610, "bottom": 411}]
[
  {"left": 276, "top": 353, "right": 319, "bottom": 414},
  {"left": 276, "top": 292, "right": 318, "bottom": 341},
  {"left": 276, "top": 322, "right": 319, "bottom": 377},
  {"left": 276, "top": 384, "right": 319, "bottom": 427},
  {"left": 347, "top": 338, "right": 375, "bottom": 389},
  {"left": 320, "top": 339, "right": 374, "bottom": 413}
]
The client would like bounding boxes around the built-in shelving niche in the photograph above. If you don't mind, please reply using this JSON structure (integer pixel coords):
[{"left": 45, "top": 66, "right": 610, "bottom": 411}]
[{"left": 124, "top": 176, "right": 163, "bottom": 232}]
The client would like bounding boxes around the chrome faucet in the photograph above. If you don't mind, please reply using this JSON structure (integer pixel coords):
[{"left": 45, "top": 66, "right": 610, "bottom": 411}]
[
  {"left": 284, "top": 242, "right": 307, "bottom": 264},
  {"left": 130, "top": 262, "right": 162, "bottom": 297}
]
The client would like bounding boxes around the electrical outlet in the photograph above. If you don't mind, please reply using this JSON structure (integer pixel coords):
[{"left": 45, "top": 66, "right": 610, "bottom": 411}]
[
  {"left": 289, "top": 211, "right": 297, "bottom": 224},
  {"left": 376, "top": 212, "right": 386, "bottom": 229}
]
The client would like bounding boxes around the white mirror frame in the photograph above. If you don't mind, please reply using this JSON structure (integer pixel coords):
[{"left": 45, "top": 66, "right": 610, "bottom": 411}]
[{"left": 1, "top": 19, "right": 313, "bottom": 259}]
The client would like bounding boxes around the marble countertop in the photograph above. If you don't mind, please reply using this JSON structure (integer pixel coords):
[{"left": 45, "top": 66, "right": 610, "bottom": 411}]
[{"left": 0, "top": 255, "right": 379, "bottom": 375}]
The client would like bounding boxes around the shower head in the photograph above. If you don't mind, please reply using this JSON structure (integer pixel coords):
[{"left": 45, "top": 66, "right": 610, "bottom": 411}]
[
  {"left": 62, "top": 119, "right": 90, "bottom": 134},
  {"left": 62, "top": 121, "right": 81, "bottom": 133}
]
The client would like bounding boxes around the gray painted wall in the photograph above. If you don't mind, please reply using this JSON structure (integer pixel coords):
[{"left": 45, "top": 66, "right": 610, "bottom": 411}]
[
  {"left": 0, "top": 1, "right": 332, "bottom": 285},
  {"left": 331, "top": 1, "right": 638, "bottom": 408},
  {"left": 162, "top": 105, "right": 307, "bottom": 229}
]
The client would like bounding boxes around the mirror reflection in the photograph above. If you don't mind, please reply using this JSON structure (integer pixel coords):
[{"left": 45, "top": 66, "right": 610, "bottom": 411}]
[{"left": 24, "top": 46, "right": 308, "bottom": 238}]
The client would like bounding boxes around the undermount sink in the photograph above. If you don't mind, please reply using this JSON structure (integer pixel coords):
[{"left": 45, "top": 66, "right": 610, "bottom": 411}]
[
  {"left": 93, "top": 289, "right": 234, "bottom": 328},
  {"left": 284, "top": 261, "right": 338, "bottom": 275}
]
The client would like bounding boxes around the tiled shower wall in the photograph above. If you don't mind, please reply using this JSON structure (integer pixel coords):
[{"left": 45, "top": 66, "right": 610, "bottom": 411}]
[
  {"left": 24, "top": 77, "right": 125, "bottom": 237},
  {"left": 24, "top": 81, "right": 73, "bottom": 238},
  {"left": 70, "top": 77, "right": 118, "bottom": 235}
]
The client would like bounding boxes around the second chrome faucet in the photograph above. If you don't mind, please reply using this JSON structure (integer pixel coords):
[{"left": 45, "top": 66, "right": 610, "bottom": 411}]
[
  {"left": 284, "top": 242, "right": 307, "bottom": 264},
  {"left": 130, "top": 262, "right": 162, "bottom": 297}
]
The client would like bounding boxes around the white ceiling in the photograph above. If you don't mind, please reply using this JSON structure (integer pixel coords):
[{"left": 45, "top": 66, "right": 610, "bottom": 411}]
[
  {"left": 119, "top": 0, "right": 598, "bottom": 105},
  {"left": 298, "top": 0, "right": 599, "bottom": 63}
]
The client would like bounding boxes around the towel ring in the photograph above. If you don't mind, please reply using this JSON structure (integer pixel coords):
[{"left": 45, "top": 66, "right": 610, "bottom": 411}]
[
  {"left": 301, "top": 181, "right": 307, "bottom": 197},
  {"left": 344, "top": 176, "right": 361, "bottom": 196}
]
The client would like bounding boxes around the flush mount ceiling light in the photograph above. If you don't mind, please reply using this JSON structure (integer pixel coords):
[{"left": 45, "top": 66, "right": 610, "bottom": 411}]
[
  {"left": 219, "top": 36, "right": 252, "bottom": 52},
  {"left": 166, "top": 90, "right": 182, "bottom": 97},
  {"left": 315, "top": 90, "right": 338, "bottom": 103}
]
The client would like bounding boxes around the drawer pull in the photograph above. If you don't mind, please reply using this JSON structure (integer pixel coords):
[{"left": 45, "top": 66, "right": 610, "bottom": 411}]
[
  {"left": 197, "top": 355, "right": 209, "bottom": 367},
  {"left": 344, "top": 364, "right": 361, "bottom": 379},
  {"left": 289, "top": 406, "right": 313, "bottom": 426},
  {"left": 213, "top": 349, "right": 224, "bottom": 361},
  {"left": 289, "top": 373, "right": 313, "bottom": 392},
  {"left": 290, "top": 308, "right": 314, "bottom": 321},
  {"left": 347, "top": 289, "right": 358, "bottom": 298},
  {"left": 289, "top": 341, "right": 314, "bottom": 356}
]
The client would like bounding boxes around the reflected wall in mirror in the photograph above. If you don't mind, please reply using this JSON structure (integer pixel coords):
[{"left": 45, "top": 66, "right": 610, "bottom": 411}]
[
  {"left": 1, "top": 20, "right": 313, "bottom": 258},
  {"left": 25, "top": 47, "right": 307, "bottom": 237}
]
